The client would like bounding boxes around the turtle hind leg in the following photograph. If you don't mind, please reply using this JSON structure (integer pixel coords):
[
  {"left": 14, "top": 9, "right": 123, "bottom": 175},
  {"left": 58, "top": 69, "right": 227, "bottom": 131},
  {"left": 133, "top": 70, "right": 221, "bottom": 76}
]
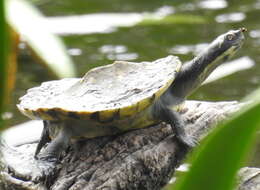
[
  {"left": 35, "top": 120, "right": 51, "bottom": 159},
  {"left": 153, "top": 102, "right": 197, "bottom": 148}
]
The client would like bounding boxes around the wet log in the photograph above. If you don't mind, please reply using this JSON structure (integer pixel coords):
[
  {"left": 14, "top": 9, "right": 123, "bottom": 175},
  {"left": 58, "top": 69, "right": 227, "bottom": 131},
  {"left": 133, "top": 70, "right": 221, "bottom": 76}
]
[{"left": 0, "top": 100, "right": 258, "bottom": 190}]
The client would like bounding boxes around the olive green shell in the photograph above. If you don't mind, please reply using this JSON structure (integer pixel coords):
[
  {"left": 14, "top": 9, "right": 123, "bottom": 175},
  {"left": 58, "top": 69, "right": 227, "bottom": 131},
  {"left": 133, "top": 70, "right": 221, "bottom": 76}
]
[{"left": 17, "top": 55, "right": 181, "bottom": 122}]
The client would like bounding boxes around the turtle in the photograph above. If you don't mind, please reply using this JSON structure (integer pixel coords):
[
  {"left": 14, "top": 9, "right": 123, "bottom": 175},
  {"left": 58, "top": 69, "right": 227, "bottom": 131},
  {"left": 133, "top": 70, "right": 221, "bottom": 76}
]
[{"left": 18, "top": 28, "right": 245, "bottom": 177}]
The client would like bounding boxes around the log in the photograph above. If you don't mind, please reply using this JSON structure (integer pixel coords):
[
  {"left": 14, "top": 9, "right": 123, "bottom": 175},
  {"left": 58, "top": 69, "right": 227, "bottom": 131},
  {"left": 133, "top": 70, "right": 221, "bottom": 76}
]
[
  {"left": 238, "top": 167, "right": 260, "bottom": 190},
  {"left": 0, "top": 100, "right": 258, "bottom": 190}
]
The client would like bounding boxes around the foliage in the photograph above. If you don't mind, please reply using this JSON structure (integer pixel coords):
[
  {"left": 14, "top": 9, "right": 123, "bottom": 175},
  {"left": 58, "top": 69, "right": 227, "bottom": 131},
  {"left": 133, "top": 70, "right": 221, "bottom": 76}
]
[
  {"left": 169, "top": 88, "right": 260, "bottom": 190},
  {"left": 0, "top": 0, "right": 8, "bottom": 127},
  {"left": 6, "top": 0, "right": 76, "bottom": 78}
]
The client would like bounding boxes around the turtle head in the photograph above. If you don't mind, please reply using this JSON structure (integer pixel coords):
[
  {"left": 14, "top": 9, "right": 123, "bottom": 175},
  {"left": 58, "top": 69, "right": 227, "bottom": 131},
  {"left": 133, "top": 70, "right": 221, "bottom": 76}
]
[
  {"left": 210, "top": 28, "right": 246, "bottom": 62},
  {"left": 164, "top": 28, "right": 246, "bottom": 101}
]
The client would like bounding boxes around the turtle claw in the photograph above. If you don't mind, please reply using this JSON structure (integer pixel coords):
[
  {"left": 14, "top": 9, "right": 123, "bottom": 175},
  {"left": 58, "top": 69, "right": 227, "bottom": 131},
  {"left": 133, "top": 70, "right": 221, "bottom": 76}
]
[
  {"left": 36, "top": 154, "right": 59, "bottom": 163},
  {"left": 178, "top": 134, "right": 198, "bottom": 149}
]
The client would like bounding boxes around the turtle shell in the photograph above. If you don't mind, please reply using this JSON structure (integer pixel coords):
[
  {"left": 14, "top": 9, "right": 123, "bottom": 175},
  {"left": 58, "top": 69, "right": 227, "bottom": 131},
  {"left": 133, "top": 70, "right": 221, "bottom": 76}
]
[{"left": 18, "top": 55, "right": 181, "bottom": 122}]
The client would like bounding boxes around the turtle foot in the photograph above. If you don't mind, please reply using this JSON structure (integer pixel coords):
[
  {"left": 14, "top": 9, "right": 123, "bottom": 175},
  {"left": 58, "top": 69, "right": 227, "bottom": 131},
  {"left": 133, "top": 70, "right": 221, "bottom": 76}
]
[
  {"left": 31, "top": 158, "right": 58, "bottom": 183},
  {"left": 31, "top": 153, "right": 60, "bottom": 182},
  {"left": 177, "top": 134, "right": 198, "bottom": 149}
]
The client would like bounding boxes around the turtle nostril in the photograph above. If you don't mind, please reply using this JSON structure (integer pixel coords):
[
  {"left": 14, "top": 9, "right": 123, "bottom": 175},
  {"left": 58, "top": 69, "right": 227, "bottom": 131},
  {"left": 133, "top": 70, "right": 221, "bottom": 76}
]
[{"left": 240, "top": 27, "right": 247, "bottom": 33}]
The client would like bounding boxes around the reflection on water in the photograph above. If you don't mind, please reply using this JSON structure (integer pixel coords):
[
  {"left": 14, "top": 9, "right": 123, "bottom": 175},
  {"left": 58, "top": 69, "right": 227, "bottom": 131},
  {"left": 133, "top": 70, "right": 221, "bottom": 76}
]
[
  {"left": 250, "top": 30, "right": 260, "bottom": 38},
  {"left": 106, "top": 52, "right": 139, "bottom": 61},
  {"left": 197, "top": 0, "right": 227, "bottom": 9},
  {"left": 215, "top": 12, "right": 246, "bottom": 23},
  {"left": 99, "top": 45, "right": 128, "bottom": 54},
  {"left": 43, "top": 13, "right": 143, "bottom": 35},
  {"left": 6, "top": 0, "right": 260, "bottom": 166},
  {"left": 203, "top": 57, "right": 255, "bottom": 84},
  {"left": 67, "top": 48, "right": 82, "bottom": 56},
  {"left": 99, "top": 45, "right": 139, "bottom": 60},
  {"left": 169, "top": 43, "right": 208, "bottom": 55},
  {"left": 154, "top": 5, "right": 175, "bottom": 17}
]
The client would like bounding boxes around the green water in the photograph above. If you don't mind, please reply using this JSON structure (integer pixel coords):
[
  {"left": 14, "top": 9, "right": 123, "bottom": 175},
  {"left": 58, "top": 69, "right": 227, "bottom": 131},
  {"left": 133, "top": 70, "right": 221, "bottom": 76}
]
[{"left": 7, "top": 0, "right": 260, "bottom": 165}]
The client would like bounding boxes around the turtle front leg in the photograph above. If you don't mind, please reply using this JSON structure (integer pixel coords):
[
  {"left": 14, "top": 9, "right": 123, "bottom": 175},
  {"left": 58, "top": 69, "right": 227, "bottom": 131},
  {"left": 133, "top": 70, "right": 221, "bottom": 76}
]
[
  {"left": 153, "top": 101, "right": 197, "bottom": 148},
  {"left": 37, "top": 127, "right": 71, "bottom": 162},
  {"left": 33, "top": 124, "right": 71, "bottom": 182},
  {"left": 34, "top": 120, "right": 51, "bottom": 158}
]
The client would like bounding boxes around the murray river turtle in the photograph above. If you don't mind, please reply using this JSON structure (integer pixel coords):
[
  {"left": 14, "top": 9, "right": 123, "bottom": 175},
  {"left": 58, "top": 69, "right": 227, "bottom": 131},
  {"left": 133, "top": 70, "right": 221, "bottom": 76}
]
[{"left": 17, "top": 28, "right": 245, "bottom": 175}]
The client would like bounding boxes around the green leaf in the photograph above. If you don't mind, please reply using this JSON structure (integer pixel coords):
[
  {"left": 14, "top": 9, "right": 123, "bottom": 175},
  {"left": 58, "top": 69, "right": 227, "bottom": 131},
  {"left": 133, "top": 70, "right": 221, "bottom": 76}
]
[
  {"left": 171, "top": 88, "right": 260, "bottom": 190},
  {"left": 6, "top": 0, "right": 76, "bottom": 78},
  {"left": 0, "top": 0, "right": 8, "bottom": 127}
]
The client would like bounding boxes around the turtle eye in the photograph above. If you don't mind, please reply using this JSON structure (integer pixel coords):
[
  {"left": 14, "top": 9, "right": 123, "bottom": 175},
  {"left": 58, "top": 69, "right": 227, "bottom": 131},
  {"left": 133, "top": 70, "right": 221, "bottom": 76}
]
[{"left": 226, "top": 34, "right": 235, "bottom": 41}]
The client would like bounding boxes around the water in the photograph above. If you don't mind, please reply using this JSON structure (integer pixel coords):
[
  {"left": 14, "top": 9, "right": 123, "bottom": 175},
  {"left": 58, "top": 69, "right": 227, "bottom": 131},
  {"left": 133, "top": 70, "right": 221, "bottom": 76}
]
[{"left": 5, "top": 0, "right": 260, "bottom": 165}]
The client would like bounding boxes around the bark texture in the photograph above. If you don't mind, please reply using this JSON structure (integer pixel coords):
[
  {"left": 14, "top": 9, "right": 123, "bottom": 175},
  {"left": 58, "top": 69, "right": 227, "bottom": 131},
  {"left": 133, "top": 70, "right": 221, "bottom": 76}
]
[
  {"left": 238, "top": 167, "right": 260, "bottom": 190},
  {"left": 0, "top": 100, "right": 259, "bottom": 190}
]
